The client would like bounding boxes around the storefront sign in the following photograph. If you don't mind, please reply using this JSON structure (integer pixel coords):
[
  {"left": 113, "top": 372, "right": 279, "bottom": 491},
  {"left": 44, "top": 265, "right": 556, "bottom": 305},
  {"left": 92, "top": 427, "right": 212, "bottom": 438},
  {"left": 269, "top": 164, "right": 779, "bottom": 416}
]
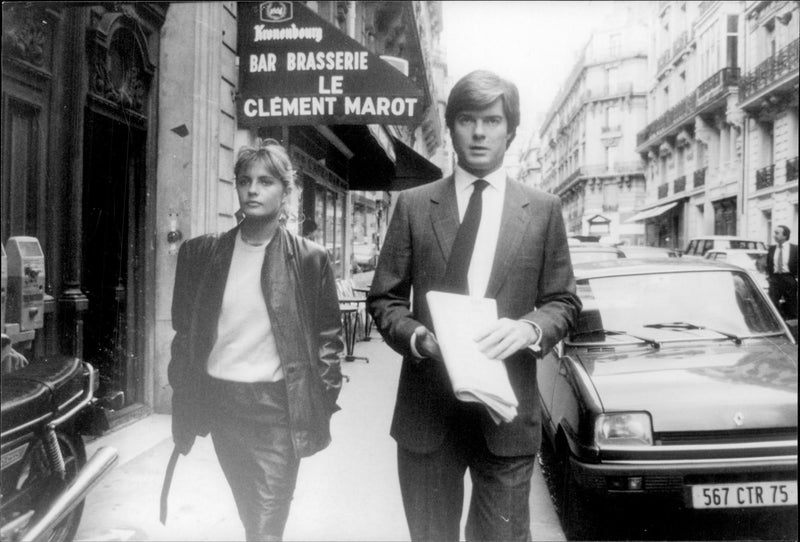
[{"left": 237, "top": 1, "right": 425, "bottom": 126}]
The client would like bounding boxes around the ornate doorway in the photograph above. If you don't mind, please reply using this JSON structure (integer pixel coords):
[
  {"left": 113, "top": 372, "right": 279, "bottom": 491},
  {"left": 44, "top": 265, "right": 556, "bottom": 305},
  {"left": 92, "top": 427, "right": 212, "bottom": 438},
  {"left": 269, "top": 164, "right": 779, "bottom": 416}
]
[{"left": 81, "top": 11, "right": 156, "bottom": 409}]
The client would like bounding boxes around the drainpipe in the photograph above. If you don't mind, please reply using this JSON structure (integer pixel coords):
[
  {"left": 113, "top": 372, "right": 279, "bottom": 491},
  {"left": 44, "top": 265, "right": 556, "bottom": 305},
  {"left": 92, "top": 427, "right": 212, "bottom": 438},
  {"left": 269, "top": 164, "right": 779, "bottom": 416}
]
[{"left": 741, "top": 117, "right": 748, "bottom": 238}]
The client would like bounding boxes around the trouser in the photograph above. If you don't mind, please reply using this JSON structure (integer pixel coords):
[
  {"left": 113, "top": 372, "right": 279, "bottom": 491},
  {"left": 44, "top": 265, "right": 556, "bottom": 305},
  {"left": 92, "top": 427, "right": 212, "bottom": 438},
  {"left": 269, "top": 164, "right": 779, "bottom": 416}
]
[
  {"left": 207, "top": 378, "right": 299, "bottom": 542},
  {"left": 769, "top": 274, "right": 798, "bottom": 320},
  {"left": 397, "top": 404, "right": 536, "bottom": 542}
]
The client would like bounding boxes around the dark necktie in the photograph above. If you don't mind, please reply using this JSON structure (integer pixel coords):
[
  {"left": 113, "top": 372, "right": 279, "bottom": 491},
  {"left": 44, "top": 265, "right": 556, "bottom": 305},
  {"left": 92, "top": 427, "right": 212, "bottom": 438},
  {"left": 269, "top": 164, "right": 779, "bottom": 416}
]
[
  {"left": 776, "top": 244, "right": 784, "bottom": 273},
  {"left": 443, "top": 179, "right": 489, "bottom": 294}
]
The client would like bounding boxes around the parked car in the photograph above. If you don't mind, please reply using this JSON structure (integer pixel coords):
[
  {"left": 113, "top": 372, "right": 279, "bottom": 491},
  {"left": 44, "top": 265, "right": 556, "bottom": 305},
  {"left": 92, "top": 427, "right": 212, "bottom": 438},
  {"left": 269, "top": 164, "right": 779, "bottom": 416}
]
[
  {"left": 705, "top": 248, "right": 769, "bottom": 292},
  {"left": 537, "top": 258, "right": 797, "bottom": 540},
  {"left": 683, "top": 235, "right": 767, "bottom": 259},
  {"left": 351, "top": 241, "right": 378, "bottom": 273},
  {"left": 569, "top": 242, "right": 625, "bottom": 264},
  {"left": 618, "top": 245, "right": 679, "bottom": 258}
]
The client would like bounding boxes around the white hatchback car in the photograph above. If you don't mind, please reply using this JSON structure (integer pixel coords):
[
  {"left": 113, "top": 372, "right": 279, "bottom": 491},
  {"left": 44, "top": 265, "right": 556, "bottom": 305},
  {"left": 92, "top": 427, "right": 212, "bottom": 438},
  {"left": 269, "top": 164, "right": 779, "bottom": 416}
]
[{"left": 682, "top": 236, "right": 767, "bottom": 259}]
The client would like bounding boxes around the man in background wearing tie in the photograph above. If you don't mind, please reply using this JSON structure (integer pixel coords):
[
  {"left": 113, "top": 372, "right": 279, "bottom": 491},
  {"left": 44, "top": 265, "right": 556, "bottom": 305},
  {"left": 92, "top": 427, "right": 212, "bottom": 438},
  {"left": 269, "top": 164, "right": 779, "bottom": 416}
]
[
  {"left": 766, "top": 224, "right": 798, "bottom": 320},
  {"left": 367, "top": 70, "right": 581, "bottom": 541}
]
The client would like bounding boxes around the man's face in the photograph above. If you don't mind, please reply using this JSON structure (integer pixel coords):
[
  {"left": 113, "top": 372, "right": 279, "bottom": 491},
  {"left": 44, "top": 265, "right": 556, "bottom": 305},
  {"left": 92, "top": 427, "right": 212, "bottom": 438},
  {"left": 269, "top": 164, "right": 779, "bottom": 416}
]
[
  {"left": 236, "top": 161, "right": 286, "bottom": 223},
  {"left": 773, "top": 228, "right": 788, "bottom": 244},
  {"left": 451, "top": 98, "right": 511, "bottom": 178}
]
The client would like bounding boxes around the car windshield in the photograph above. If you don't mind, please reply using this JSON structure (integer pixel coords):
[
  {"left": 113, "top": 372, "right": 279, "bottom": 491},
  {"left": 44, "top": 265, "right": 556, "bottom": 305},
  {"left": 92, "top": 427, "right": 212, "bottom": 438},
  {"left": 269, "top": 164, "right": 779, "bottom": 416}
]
[{"left": 568, "top": 270, "right": 783, "bottom": 344}]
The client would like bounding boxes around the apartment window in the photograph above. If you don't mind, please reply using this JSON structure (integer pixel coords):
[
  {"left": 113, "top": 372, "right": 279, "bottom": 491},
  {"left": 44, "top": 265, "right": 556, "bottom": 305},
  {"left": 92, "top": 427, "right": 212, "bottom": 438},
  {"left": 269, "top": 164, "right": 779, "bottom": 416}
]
[
  {"left": 761, "top": 121, "right": 775, "bottom": 167},
  {"left": 762, "top": 209, "right": 772, "bottom": 246},
  {"left": 606, "top": 67, "right": 619, "bottom": 93},
  {"left": 726, "top": 15, "right": 738, "bottom": 68},
  {"left": 663, "top": 85, "right": 670, "bottom": 109},
  {"left": 605, "top": 145, "right": 617, "bottom": 170},
  {"left": 679, "top": 71, "right": 686, "bottom": 97},
  {"left": 764, "top": 19, "right": 776, "bottom": 59}
]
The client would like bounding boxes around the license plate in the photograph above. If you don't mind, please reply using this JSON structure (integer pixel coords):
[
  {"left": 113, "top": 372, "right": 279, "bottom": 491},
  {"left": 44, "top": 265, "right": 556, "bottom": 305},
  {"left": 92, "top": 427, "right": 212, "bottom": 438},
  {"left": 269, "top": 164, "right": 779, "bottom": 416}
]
[{"left": 690, "top": 481, "right": 797, "bottom": 509}]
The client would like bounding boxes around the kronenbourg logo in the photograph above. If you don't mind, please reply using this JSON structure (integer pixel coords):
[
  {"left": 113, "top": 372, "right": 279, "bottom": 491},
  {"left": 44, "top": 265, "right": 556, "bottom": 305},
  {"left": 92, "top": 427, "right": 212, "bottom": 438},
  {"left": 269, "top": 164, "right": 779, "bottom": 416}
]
[{"left": 260, "top": 1, "right": 293, "bottom": 23}]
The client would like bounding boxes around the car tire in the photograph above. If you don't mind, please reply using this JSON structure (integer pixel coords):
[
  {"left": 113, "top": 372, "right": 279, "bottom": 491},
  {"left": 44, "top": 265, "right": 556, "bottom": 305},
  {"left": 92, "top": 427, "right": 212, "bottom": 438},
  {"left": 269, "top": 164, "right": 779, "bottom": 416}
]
[{"left": 560, "top": 451, "right": 600, "bottom": 540}]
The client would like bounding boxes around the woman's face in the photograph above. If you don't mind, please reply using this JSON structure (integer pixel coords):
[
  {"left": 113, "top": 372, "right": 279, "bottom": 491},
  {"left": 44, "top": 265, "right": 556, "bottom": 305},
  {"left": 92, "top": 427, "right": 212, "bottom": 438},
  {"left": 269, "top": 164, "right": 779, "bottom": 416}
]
[{"left": 236, "top": 160, "right": 286, "bottom": 223}]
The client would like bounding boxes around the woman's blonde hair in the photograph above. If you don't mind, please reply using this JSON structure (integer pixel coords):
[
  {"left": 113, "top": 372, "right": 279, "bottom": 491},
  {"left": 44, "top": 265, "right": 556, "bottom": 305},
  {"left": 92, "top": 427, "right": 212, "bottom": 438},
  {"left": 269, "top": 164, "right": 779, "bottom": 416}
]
[
  {"left": 234, "top": 139, "right": 297, "bottom": 223},
  {"left": 234, "top": 138, "right": 296, "bottom": 193}
]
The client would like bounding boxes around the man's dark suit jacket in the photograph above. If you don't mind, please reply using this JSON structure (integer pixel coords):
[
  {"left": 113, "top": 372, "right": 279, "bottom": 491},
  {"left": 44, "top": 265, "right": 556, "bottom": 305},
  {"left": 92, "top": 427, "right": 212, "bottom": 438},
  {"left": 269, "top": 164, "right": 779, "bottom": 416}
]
[
  {"left": 766, "top": 243, "right": 798, "bottom": 277},
  {"left": 367, "top": 176, "right": 581, "bottom": 457}
]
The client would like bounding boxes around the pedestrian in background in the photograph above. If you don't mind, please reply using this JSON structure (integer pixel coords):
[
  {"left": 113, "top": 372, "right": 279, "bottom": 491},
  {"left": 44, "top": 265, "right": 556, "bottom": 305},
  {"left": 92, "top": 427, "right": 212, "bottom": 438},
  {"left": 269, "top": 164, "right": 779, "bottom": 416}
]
[
  {"left": 367, "top": 70, "right": 581, "bottom": 541},
  {"left": 168, "top": 140, "right": 344, "bottom": 541},
  {"left": 766, "top": 224, "right": 798, "bottom": 320}
]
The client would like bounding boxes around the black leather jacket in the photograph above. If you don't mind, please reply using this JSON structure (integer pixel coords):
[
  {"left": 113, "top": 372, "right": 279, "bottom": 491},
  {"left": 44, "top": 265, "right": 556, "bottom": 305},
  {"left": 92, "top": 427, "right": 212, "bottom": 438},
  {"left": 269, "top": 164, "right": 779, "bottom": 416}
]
[{"left": 169, "top": 226, "right": 343, "bottom": 458}]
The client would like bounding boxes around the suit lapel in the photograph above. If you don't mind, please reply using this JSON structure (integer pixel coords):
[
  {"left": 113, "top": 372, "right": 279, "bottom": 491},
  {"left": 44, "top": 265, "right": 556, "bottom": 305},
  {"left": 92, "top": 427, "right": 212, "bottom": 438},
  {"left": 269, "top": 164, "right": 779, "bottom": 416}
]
[
  {"left": 485, "top": 180, "right": 531, "bottom": 298},
  {"left": 430, "top": 176, "right": 460, "bottom": 262}
]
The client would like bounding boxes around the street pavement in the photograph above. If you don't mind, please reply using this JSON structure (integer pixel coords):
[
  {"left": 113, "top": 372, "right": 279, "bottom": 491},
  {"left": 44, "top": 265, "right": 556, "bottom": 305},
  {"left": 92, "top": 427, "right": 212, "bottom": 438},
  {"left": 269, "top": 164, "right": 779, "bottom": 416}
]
[{"left": 76, "top": 331, "right": 566, "bottom": 542}]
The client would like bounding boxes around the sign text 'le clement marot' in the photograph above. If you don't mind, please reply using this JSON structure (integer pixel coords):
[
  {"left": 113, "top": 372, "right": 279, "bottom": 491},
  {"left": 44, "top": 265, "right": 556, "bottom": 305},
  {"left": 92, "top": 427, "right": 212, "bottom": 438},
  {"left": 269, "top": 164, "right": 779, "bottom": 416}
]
[{"left": 237, "top": 1, "right": 425, "bottom": 126}]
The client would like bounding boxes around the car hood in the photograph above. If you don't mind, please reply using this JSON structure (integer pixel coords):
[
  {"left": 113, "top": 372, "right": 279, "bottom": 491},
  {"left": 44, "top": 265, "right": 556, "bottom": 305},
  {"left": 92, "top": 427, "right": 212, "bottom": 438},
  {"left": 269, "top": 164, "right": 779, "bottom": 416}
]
[{"left": 577, "top": 340, "right": 797, "bottom": 432}]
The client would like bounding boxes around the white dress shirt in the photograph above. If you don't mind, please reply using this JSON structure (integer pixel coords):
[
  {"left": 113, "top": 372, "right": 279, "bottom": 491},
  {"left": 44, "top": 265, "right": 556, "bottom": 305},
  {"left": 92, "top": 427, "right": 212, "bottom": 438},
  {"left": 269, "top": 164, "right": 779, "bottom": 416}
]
[
  {"left": 773, "top": 242, "right": 786, "bottom": 273},
  {"left": 453, "top": 163, "right": 506, "bottom": 298},
  {"left": 410, "top": 164, "right": 542, "bottom": 357}
]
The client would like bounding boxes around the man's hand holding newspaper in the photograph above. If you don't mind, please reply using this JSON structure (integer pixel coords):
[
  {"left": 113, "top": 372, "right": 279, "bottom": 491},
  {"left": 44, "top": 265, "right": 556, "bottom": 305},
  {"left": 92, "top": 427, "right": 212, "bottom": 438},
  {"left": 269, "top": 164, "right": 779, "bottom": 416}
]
[{"left": 425, "top": 291, "right": 520, "bottom": 424}]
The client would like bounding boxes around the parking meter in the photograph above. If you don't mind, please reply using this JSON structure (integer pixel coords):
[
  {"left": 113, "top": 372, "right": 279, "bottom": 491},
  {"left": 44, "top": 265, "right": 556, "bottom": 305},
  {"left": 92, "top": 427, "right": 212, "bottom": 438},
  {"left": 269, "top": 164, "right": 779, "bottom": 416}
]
[{"left": 5, "top": 236, "right": 45, "bottom": 334}]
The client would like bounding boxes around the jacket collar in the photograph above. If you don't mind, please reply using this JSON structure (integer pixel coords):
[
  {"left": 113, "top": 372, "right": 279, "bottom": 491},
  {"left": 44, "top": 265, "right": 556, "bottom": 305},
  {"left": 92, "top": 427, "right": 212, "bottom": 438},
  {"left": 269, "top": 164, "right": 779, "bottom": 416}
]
[{"left": 428, "top": 176, "right": 532, "bottom": 297}]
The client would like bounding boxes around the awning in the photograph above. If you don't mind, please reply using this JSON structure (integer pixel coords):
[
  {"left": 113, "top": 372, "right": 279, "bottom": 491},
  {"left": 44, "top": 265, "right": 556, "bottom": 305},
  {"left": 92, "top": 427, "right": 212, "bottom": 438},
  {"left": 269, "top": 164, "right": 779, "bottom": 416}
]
[
  {"left": 625, "top": 202, "right": 678, "bottom": 223},
  {"left": 332, "top": 125, "right": 441, "bottom": 191}
]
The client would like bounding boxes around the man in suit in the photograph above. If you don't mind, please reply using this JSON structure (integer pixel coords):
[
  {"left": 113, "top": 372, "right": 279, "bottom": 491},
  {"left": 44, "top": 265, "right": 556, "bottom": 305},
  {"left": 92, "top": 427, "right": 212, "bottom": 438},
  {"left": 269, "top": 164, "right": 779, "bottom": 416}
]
[
  {"left": 766, "top": 224, "right": 798, "bottom": 320},
  {"left": 367, "top": 70, "right": 581, "bottom": 541}
]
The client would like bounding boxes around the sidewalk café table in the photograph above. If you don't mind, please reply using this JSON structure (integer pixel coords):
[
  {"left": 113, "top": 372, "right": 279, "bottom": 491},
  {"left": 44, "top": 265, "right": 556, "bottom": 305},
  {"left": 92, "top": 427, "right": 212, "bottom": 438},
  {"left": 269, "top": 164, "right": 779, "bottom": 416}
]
[
  {"left": 338, "top": 297, "right": 369, "bottom": 363},
  {"left": 352, "top": 287, "right": 374, "bottom": 340}
]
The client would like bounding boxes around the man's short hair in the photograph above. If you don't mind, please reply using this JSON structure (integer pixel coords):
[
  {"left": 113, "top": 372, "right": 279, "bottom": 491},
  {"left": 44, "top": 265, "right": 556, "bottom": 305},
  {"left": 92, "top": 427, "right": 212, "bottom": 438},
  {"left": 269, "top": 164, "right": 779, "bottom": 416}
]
[
  {"left": 777, "top": 224, "right": 791, "bottom": 238},
  {"left": 445, "top": 70, "right": 520, "bottom": 146}
]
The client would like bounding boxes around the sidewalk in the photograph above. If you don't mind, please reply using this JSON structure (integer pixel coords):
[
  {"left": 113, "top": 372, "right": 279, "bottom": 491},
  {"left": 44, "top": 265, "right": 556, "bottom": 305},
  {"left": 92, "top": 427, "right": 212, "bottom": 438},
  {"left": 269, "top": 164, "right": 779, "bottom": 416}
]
[{"left": 76, "top": 335, "right": 565, "bottom": 541}]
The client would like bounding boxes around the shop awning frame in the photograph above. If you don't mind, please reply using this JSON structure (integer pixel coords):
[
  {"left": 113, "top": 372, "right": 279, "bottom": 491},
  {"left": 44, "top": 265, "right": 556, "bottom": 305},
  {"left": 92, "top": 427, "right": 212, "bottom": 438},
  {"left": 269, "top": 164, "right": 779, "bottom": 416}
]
[
  {"left": 625, "top": 202, "right": 678, "bottom": 223},
  {"left": 332, "top": 125, "right": 441, "bottom": 192}
]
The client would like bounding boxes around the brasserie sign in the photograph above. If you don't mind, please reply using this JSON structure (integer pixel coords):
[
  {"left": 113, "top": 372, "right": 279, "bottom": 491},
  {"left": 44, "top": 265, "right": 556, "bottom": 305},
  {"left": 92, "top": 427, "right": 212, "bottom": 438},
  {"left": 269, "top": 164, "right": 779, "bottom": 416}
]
[{"left": 237, "top": 1, "right": 425, "bottom": 126}]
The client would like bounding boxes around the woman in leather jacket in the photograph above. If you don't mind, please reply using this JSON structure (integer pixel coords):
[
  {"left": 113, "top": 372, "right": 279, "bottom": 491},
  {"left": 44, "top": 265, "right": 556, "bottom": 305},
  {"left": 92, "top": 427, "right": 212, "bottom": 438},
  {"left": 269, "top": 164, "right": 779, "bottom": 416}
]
[{"left": 168, "top": 140, "right": 344, "bottom": 541}]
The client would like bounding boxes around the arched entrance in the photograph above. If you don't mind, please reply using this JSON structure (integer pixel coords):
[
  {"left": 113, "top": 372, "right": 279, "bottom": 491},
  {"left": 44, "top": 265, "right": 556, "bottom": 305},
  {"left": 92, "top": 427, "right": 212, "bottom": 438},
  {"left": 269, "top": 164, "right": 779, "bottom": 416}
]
[{"left": 81, "top": 13, "right": 156, "bottom": 408}]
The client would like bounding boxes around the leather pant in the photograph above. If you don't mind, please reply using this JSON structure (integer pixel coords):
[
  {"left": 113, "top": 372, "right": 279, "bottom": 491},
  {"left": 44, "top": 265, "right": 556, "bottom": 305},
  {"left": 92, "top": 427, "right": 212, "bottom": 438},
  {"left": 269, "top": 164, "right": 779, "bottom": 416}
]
[{"left": 208, "top": 378, "right": 299, "bottom": 541}]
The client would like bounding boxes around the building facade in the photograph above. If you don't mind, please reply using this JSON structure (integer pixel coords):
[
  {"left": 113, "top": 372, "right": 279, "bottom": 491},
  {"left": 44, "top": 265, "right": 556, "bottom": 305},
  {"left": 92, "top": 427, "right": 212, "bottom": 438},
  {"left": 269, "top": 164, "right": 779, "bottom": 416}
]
[
  {"left": 740, "top": 0, "right": 799, "bottom": 243},
  {"left": 2, "top": 1, "right": 444, "bottom": 424},
  {"left": 538, "top": 9, "right": 650, "bottom": 244},
  {"left": 634, "top": 0, "right": 798, "bottom": 249}
]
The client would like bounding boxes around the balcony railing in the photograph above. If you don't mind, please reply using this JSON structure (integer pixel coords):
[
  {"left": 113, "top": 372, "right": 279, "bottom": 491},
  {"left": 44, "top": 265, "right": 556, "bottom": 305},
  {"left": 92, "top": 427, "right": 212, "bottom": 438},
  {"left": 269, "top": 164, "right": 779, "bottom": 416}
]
[
  {"left": 674, "top": 175, "right": 686, "bottom": 193},
  {"left": 741, "top": 38, "right": 800, "bottom": 101},
  {"left": 756, "top": 164, "right": 775, "bottom": 190},
  {"left": 697, "top": 67, "right": 740, "bottom": 105},
  {"left": 638, "top": 66, "right": 742, "bottom": 149},
  {"left": 673, "top": 30, "right": 689, "bottom": 57},
  {"left": 787, "top": 156, "right": 798, "bottom": 182},
  {"left": 694, "top": 167, "right": 706, "bottom": 188},
  {"left": 658, "top": 183, "right": 669, "bottom": 199},
  {"left": 637, "top": 92, "right": 697, "bottom": 147},
  {"left": 582, "top": 161, "right": 645, "bottom": 176}
]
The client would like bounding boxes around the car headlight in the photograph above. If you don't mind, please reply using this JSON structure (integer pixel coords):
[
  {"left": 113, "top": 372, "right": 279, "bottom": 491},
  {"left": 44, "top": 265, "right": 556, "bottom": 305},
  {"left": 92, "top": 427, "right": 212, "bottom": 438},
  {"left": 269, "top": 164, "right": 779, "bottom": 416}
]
[{"left": 595, "top": 412, "right": 653, "bottom": 447}]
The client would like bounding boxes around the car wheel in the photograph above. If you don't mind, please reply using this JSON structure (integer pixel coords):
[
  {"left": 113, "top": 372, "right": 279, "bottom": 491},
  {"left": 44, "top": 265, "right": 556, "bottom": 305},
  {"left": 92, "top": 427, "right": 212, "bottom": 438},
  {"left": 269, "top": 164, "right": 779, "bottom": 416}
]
[{"left": 560, "top": 451, "right": 600, "bottom": 540}]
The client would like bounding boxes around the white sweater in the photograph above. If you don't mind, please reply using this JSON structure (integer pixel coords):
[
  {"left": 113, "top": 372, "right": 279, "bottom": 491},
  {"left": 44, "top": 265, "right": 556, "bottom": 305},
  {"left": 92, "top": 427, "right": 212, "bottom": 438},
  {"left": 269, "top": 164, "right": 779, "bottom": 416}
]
[{"left": 206, "top": 233, "right": 284, "bottom": 382}]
